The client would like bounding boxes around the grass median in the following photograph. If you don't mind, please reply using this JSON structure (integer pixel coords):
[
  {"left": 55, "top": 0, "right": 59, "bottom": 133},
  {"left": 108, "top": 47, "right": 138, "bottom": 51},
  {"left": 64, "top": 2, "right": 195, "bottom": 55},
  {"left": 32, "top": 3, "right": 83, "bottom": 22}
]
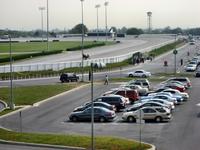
[
  {"left": 0, "top": 83, "right": 83, "bottom": 106},
  {"left": 0, "top": 128, "right": 151, "bottom": 150}
]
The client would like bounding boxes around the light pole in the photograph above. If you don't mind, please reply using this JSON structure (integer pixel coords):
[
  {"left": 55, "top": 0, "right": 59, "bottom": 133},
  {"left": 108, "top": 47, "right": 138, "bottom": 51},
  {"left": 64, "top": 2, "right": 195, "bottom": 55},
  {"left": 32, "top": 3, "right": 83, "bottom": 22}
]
[
  {"left": 39, "top": 7, "right": 45, "bottom": 42},
  {"left": 46, "top": 0, "right": 49, "bottom": 51},
  {"left": 95, "top": 4, "right": 100, "bottom": 41},
  {"left": 90, "top": 63, "right": 94, "bottom": 150},
  {"left": 80, "top": 0, "right": 84, "bottom": 82},
  {"left": 104, "top": 1, "right": 109, "bottom": 42},
  {"left": 8, "top": 35, "right": 14, "bottom": 110}
]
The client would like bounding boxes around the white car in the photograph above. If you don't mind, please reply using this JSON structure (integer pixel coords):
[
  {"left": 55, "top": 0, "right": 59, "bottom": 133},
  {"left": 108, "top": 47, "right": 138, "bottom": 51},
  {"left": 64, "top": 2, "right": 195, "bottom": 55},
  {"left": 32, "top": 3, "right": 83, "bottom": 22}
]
[
  {"left": 184, "top": 64, "right": 197, "bottom": 71},
  {"left": 127, "top": 70, "right": 151, "bottom": 78}
]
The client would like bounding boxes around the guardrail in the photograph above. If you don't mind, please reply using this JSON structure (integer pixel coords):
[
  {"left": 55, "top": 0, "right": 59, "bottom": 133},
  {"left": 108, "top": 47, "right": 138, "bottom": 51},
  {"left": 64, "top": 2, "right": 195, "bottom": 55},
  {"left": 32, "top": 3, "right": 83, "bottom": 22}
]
[{"left": 0, "top": 40, "right": 173, "bottom": 73}]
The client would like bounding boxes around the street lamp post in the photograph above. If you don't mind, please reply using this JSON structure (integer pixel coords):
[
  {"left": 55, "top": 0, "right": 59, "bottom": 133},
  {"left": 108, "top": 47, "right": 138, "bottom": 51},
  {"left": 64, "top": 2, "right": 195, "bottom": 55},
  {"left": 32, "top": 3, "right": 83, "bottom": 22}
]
[
  {"left": 46, "top": 0, "right": 49, "bottom": 51},
  {"left": 90, "top": 63, "right": 94, "bottom": 150},
  {"left": 80, "top": 0, "right": 84, "bottom": 82},
  {"left": 8, "top": 35, "right": 14, "bottom": 110},
  {"left": 95, "top": 4, "right": 100, "bottom": 41},
  {"left": 39, "top": 7, "right": 45, "bottom": 42},
  {"left": 104, "top": 1, "right": 109, "bottom": 42}
]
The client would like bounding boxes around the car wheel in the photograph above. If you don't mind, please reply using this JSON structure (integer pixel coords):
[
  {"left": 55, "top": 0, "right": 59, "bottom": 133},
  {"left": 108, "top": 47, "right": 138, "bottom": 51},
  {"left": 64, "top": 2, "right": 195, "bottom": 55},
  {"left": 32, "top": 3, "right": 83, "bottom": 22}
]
[
  {"left": 61, "top": 80, "right": 64, "bottom": 83},
  {"left": 71, "top": 116, "right": 78, "bottom": 122},
  {"left": 142, "top": 74, "right": 147, "bottom": 78},
  {"left": 127, "top": 116, "right": 136, "bottom": 122},
  {"left": 129, "top": 74, "right": 133, "bottom": 77},
  {"left": 155, "top": 116, "right": 162, "bottom": 123},
  {"left": 99, "top": 116, "right": 106, "bottom": 122}
]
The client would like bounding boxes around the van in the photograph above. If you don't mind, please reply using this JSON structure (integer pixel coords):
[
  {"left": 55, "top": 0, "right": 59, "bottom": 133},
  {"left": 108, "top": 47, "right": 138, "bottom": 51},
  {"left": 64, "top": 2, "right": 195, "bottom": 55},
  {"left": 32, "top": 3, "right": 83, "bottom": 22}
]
[{"left": 94, "top": 95, "right": 126, "bottom": 111}]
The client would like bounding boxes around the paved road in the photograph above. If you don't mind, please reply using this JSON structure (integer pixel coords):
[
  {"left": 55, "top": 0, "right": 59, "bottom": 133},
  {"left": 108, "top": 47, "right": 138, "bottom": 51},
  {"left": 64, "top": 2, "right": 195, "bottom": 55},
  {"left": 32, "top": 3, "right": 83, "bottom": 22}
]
[{"left": 0, "top": 143, "right": 70, "bottom": 150}]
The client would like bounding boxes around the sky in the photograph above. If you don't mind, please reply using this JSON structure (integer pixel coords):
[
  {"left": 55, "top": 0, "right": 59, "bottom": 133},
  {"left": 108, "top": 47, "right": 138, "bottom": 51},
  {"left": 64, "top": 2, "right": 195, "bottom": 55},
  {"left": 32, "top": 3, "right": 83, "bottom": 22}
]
[{"left": 0, "top": 0, "right": 200, "bottom": 31}]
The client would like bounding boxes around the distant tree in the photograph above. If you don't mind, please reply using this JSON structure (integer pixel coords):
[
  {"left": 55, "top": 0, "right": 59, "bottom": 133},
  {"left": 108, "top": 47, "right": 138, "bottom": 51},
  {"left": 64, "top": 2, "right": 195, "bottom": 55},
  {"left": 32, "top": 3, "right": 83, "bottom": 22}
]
[
  {"left": 69, "top": 24, "right": 88, "bottom": 34},
  {"left": 110, "top": 26, "right": 117, "bottom": 33},
  {"left": 121, "top": 27, "right": 127, "bottom": 34},
  {"left": 49, "top": 31, "right": 57, "bottom": 37},
  {"left": 126, "top": 28, "right": 143, "bottom": 35},
  {"left": 33, "top": 30, "right": 40, "bottom": 37},
  {"left": 162, "top": 26, "right": 171, "bottom": 34},
  {"left": 171, "top": 27, "right": 183, "bottom": 34}
]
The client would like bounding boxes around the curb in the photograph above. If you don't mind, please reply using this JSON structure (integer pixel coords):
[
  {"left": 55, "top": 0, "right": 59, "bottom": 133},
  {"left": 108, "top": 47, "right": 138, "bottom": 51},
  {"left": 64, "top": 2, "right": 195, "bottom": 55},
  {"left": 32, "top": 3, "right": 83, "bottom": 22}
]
[
  {"left": 0, "top": 139, "right": 85, "bottom": 150},
  {"left": 0, "top": 100, "right": 7, "bottom": 112}
]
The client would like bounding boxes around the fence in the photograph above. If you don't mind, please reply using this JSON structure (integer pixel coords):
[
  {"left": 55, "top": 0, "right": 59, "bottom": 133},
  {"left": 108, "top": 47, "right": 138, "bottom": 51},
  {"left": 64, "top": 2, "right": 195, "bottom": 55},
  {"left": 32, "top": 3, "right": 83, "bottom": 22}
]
[{"left": 0, "top": 40, "right": 173, "bottom": 73}]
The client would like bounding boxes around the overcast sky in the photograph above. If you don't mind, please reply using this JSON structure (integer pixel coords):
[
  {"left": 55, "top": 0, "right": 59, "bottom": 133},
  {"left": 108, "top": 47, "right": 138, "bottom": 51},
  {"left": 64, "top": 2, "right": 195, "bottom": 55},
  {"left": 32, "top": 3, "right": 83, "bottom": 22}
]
[{"left": 0, "top": 0, "right": 200, "bottom": 31}]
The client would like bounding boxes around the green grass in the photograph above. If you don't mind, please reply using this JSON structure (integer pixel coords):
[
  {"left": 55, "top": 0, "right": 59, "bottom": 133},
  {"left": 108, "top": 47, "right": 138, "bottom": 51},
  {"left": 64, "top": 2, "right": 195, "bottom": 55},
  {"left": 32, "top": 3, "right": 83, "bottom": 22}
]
[
  {"left": 0, "top": 41, "right": 112, "bottom": 53},
  {"left": 0, "top": 128, "right": 151, "bottom": 150},
  {"left": 0, "top": 83, "right": 82, "bottom": 106}
]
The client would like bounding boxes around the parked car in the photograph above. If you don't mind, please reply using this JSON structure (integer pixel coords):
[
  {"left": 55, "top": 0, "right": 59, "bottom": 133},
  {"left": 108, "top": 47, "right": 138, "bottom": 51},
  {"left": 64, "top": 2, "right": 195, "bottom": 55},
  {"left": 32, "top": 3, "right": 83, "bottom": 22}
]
[
  {"left": 69, "top": 107, "right": 116, "bottom": 122},
  {"left": 142, "top": 94, "right": 178, "bottom": 105},
  {"left": 163, "top": 89, "right": 189, "bottom": 101},
  {"left": 60, "top": 73, "right": 79, "bottom": 82},
  {"left": 122, "top": 107, "right": 171, "bottom": 122},
  {"left": 127, "top": 70, "right": 151, "bottom": 78},
  {"left": 120, "top": 84, "right": 148, "bottom": 96},
  {"left": 162, "top": 82, "right": 186, "bottom": 92},
  {"left": 103, "top": 88, "right": 139, "bottom": 103},
  {"left": 126, "top": 101, "right": 171, "bottom": 112},
  {"left": 150, "top": 92, "right": 184, "bottom": 103},
  {"left": 94, "top": 95, "right": 127, "bottom": 111},
  {"left": 127, "top": 79, "right": 150, "bottom": 89},
  {"left": 165, "top": 77, "right": 191, "bottom": 89},
  {"left": 141, "top": 98, "right": 175, "bottom": 110},
  {"left": 195, "top": 69, "right": 200, "bottom": 77},
  {"left": 73, "top": 102, "right": 116, "bottom": 112},
  {"left": 184, "top": 64, "right": 197, "bottom": 72}
]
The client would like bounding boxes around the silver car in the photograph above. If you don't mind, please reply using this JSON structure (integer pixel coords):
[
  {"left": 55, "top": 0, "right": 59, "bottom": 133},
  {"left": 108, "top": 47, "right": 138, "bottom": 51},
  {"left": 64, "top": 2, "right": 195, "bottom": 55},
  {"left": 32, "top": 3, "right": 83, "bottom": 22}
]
[{"left": 122, "top": 107, "right": 172, "bottom": 122}]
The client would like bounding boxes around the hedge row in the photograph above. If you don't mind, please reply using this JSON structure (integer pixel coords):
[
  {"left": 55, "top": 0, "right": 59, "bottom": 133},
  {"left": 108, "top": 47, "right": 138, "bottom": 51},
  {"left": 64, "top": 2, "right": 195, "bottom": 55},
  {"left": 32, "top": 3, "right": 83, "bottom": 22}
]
[
  {"left": 67, "top": 42, "right": 106, "bottom": 51},
  {"left": 148, "top": 40, "right": 185, "bottom": 57},
  {"left": 0, "top": 50, "right": 63, "bottom": 63}
]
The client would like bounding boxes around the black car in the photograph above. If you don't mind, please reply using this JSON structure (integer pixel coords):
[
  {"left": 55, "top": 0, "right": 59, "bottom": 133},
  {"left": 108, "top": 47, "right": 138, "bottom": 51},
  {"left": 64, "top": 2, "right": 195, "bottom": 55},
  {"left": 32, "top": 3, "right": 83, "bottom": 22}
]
[
  {"left": 195, "top": 69, "right": 200, "bottom": 77},
  {"left": 69, "top": 107, "right": 116, "bottom": 122},
  {"left": 94, "top": 95, "right": 126, "bottom": 111},
  {"left": 60, "top": 73, "right": 79, "bottom": 82},
  {"left": 73, "top": 102, "right": 116, "bottom": 112}
]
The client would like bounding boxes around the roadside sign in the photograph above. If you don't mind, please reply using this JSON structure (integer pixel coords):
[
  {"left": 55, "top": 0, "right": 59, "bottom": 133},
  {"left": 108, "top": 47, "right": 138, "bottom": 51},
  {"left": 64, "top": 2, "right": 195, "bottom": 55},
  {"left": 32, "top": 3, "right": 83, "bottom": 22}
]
[{"left": 173, "top": 49, "right": 178, "bottom": 55}]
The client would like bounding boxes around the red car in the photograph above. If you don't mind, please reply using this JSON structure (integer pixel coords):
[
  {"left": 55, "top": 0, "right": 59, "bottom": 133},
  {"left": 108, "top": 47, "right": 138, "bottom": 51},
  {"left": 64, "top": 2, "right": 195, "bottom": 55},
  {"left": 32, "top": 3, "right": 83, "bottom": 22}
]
[
  {"left": 164, "top": 83, "right": 185, "bottom": 92},
  {"left": 103, "top": 88, "right": 139, "bottom": 103}
]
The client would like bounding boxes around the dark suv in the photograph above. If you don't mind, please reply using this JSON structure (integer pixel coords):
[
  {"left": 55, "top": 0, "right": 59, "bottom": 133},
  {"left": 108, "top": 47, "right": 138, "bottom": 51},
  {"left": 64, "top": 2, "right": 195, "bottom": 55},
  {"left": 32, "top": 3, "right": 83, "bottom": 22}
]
[
  {"left": 60, "top": 73, "right": 79, "bottom": 82},
  {"left": 94, "top": 95, "right": 126, "bottom": 111}
]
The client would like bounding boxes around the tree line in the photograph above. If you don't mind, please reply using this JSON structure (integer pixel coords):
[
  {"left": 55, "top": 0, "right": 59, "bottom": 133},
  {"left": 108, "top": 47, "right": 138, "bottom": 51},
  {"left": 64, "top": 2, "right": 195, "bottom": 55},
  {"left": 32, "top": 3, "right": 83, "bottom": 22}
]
[{"left": 1, "top": 24, "right": 200, "bottom": 38}]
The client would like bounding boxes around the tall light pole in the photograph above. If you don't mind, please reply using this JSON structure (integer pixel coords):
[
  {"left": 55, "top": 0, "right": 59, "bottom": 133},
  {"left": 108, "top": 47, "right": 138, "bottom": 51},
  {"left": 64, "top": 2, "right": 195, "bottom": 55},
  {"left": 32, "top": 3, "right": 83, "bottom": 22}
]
[
  {"left": 39, "top": 7, "right": 45, "bottom": 42},
  {"left": 104, "top": 1, "right": 109, "bottom": 42},
  {"left": 90, "top": 63, "right": 94, "bottom": 150},
  {"left": 46, "top": 0, "right": 49, "bottom": 51},
  {"left": 7, "top": 35, "right": 14, "bottom": 110},
  {"left": 95, "top": 4, "right": 100, "bottom": 41},
  {"left": 80, "top": 0, "right": 84, "bottom": 82}
]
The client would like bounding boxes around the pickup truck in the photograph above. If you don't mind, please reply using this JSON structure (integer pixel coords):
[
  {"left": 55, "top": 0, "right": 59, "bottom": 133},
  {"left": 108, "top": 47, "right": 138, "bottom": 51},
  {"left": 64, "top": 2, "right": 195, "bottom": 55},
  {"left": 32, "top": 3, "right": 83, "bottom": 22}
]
[{"left": 60, "top": 73, "right": 79, "bottom": 82}]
